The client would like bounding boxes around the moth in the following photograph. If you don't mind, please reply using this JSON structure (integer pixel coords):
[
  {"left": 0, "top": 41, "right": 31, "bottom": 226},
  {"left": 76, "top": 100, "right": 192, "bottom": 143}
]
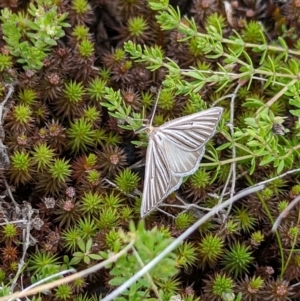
[{"left": 141, "top": 107, "right": 223, "bottom": 217}]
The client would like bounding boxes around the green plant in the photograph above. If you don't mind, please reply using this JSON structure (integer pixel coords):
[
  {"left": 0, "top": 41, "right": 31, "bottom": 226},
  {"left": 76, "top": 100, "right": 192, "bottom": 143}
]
[
  {"left": 250, "top": 231, "right": 265, "bottom": 247},
  {"left": 126, "top": 16, "right": 150, "bottom": 43},
  {"left": 31, "top": 143, "right": 55, "bottom": 171},
  {"left": 233, "top": 207, "right": 257, "bottom": 234},
  {"left": 203, "top": 273, "right": 235, "bottom": 301},
  {"left": 97, "top": 208, "right": 120, "bottom": 230},
  {"left": 0, "top": 53, "right": 13, "bottom": 72},
  {"left": 101, "top": 87, "right": 143, "bottom": 133},
  {"left": 67, "top": 118, "right": 96, "bottom": 153},
  {"left": 35, "top": 158, "right": 72, "bottom": 195},
  {"left": 27, "top": 251, "right": 60, "bottom": 275},
  {"left": 54, "top": 284, "right": 72, "bottom": 301},
  {"left": 60, "top": 255, "right": 76, "bottom": 271},
  {"left": 77, "top": 39, "right": 94, "bottom": 58},
  {"left": 119, "top": 206, "right": 134, "bottom": 222},
  {"left": 236, "top": 275, "right": 264, "bottom": 301},
  {"left": 175, "top": 212, "right": 196, "bottom": 230},
  {"left": 72, "top": 25, "right": 90, "bottom": 41},
  {"left": 82, "top": 106, "right": 101, "bottom": 126},
  {"left": 186, "top": 168, "right": 212, "bottom": 200},
  {"left": 0, "top": 0, "right": 69, "bottom": 70},
  {"left": 0, "top": 284, "right": 11, "bottom": 297},
  {"left": 105, "top": 132, "right": 121, "bottom": 146},
  {"left": 72, "top": 238, "right": 102, "bottom": 265},
  {"left": 222, "top": 291, "right": 242, "bottom": 301},
  {"left": 72, "top": 153, "right": 98, "bottom": 181},
  {"left": 102, "top": 193, "right": 124, "bottom": 209},
  {"left": 80, "top": 191, "right": 102, "bottom": 217},
  {"left": 5, "top": 104, "right": 33, "bottom": 134},
  {"left": 221, "top": 243, "right": 254, "bottom": 277},
  {"left": 8, "top": 150, "right": 34, "bottom": 185},
  {"left": 18, "top": 88, "right": 38, "bottom": 105},
  {"left": 188, "top": 169, "right": 211, "bottom": 190},
  {"left": 176, "top": 242, "right": 197, "bottom": 270},
  {"left": 69, "top": 0, "right": 93, "bottom": 25},
  {"left": 115, "top": 168, "right": 140, "bottom": 194},
  {"left": 104, "top": 222, "right": 179, "bottom": 300},
  {"left": 290, "top": 184, "right": 300, "bottom": 196},
  {"left": 86, "top": 77, "right": 107, "bottom": 106},
  {"left": 30, "top": 265, "right": 63, "bottom": 289},
  {"left": 158, "top": 89, "right": 175, "bottom": 111},
  {"left": 0, "top": 269, "right": 6, "bottom": 283},
  {"left": 62, "top": 227, "right": 81, "bottom": 253},
  {"left": 105, "top": 228, "right": 121, "bottom": 250},
  {"left": 4, "top": 1, "right": 300, "bottom": 300},
  {"left": 198, "top": 234, "right": 224, "bottom": 270},
  {"left": 54, "top": 81, "right": 86, "bottom": 118},
  {"left": 82, "top": 169, "right": 102, "bottom": 190},
  {"left": 71, "top": 277, "right": 87, "bottom": 294},
  {"left": 0, "top": 223, "right": 19, "bottom": 244},
  {"left": 76, "top": 216, "right": 97, "bottom": 239}
]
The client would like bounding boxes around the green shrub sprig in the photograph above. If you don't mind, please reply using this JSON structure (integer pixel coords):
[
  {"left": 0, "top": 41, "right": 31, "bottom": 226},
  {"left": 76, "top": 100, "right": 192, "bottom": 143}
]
[{"left": 0, "top": 0, "right": 69, "bottom": 70}]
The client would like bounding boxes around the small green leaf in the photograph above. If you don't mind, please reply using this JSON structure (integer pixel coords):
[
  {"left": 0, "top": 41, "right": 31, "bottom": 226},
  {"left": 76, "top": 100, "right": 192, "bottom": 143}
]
[
  {"left": 253, "top": 44, "right": 267, "bottom": 52},
  {"left": 77, "top": 239, "right": 85, "bottom": 252},
  {"left": 70, "top": 256, "right": 81, "bottom": 265},
  {"left": 216, "top": 142, "right": 231, "bottom": 151},
  {"left": 69, "top": 257, "right": 80, "bottom": 266},
  {"left": 109, "top": 277, "right": 125, "bottom": 286},
  {"left": 242, "top": 99, "right": 265, "bottom": 108},
  {"left": 247, "top": 140, "right": 261, "bottom": 147},
  {"left": 44, "top": 37, "right": 57, "bottom": 46},
  {"left": 277, "top": 160, "right": 285, "bottom": 174},
  {"left": 250, "top": 157, "right": 256, "bottom": 174},
  {"left": 89, "top": 253, "right": 103, "bottom": 260},
  {"left": 259, "top": 155, "right": 274, "bottom": 166},
  {"left": 86, "top": 238, "right": 92, "bottom": 252},
  {"left": 83, "top": 255, "right": 91, "bottom": 265},
  {"left": 289, "top": 99, "right": 300, "bottom": 108},
  {"left": 290, "top": 109, "right": 300, "bottom": 117},
  {"left": 244, "top": 118, "right": 258, "bottom": 128}
]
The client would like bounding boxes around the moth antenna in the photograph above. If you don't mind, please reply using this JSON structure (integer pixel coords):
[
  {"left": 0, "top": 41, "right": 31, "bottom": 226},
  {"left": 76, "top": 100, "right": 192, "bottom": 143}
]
[{"left": 149, "top": 87, "right": 162, "bottom": 127}]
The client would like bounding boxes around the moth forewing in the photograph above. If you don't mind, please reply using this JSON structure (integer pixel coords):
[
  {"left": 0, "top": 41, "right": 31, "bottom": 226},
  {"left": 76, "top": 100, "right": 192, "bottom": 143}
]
[
  {"left": 141, "top": 106, "right": 223, "bottom": 217},
  {"left": 159, "top": 108, "right": 223, "bottom": 151},
  {"left": 141, "top": 138, "right": 170, "bottom": 215}
]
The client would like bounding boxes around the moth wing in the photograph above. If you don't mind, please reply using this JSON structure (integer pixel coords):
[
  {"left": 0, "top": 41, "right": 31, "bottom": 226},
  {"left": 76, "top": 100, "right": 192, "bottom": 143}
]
[
  {"left": 141, "top": 138, "right": 180, "bottom": 217},
  {"left": 141, "top": 107, "right": 223, "bottom": 217},
  {"left": 160, "top": 107, "right": 223, "bottom": 151},
  {"left": 163, "top": 139, "right": 205, "bottom": 176}
]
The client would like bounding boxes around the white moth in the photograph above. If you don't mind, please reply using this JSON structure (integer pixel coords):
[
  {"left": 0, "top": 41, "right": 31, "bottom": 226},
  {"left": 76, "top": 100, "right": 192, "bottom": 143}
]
[{"left": 141, "top": 107, "right": 223, "bottom": 217}]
